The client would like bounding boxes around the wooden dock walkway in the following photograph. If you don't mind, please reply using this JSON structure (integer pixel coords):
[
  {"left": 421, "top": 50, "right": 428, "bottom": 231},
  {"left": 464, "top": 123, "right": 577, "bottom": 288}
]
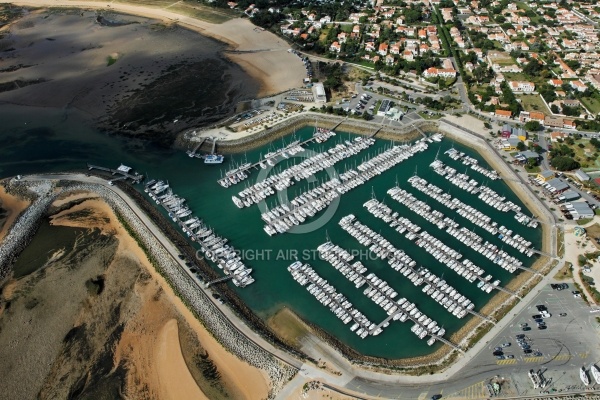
[
  {"left": 369, "top": 127, "right": 382, "bottom": 138},
  {"left": 221, "top": 131, "right": 334, "bottom": 178},
  {"left": 207, "top": 275, "right": 234, "bottom": 287},
  {"left": 87, "top": 164, "right": 143, "bottom": 183},
  {"left": 187, "top": 137, "right": 207, "bottom": 158},
  {"left": 411, "top": 123, "right": 428, "bottom": 138}
]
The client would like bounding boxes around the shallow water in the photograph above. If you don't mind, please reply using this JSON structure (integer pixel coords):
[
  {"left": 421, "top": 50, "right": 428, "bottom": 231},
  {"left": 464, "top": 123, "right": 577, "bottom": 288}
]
[{"left": 11, "top": 220, "right": 86, "bottom": 279}]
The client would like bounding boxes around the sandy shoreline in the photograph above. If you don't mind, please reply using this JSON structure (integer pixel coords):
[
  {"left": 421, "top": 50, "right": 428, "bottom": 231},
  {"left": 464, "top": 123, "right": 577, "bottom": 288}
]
[
  {"left": 0, "top": 184, "right": 31, "bottom": 243},
  {"left": 1, "top": 0, "right": 306, "bottom": 98},
  {"left": 48, "top": 192, "right": 271, "bottom": 399}
]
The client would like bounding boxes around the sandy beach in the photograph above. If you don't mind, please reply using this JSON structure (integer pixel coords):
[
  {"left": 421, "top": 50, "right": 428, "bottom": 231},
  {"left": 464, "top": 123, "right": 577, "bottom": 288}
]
[
  {"left": 51, "top": 193, "right": 271, "bottom": 399},
  {"left": 0, "top": 184, "right": 30, "bottom": 242},
  {"left": 1, "top": 1, "right": 306, "bottom": 97},
  {"left": 0, "top": 186, "right": 271, "bottom": 399}
]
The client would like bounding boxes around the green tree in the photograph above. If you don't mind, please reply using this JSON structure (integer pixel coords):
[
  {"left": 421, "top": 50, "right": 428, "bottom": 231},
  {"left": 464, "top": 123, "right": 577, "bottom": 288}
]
[
  {"left": 550, "top": 156, "right": 579, "bottom": 171},
  {"left": 516, "top": 141, "right": 526, "bottom": 151},
  {"left": 524, "top": 120, "right": 541, "bottom": 131}
]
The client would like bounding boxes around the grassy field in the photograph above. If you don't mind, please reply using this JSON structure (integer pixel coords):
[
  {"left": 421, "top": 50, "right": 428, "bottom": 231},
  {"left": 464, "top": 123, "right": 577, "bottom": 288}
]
[
  {"left": 518, "top": 94, "right": 551, "bottom": 114},
  {"left": 566, "top": 138, "right": 599, "bottom": 168},
  {"left": 114, "top": 0, "right": 176, "bottom": 7},
  {"left": 418, "top": 111, "right": 443, "bottom": 119},
  {"left": 580, "top": 96, "right": 600, "bottom": 114},
  {"left": 267, "top": 307, "right": 310, "bottom": 347},
  {"left": 554, "top": 262, "right": 573, "bottom": 280},
  {"left": 504, "top": 72, "right": 534, "bottom": 82}
]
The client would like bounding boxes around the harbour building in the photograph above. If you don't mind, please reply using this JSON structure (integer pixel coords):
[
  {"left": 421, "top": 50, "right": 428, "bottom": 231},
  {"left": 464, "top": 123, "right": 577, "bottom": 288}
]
[{"left": 313, "top": 83, "right": 327, "bottom": 103}]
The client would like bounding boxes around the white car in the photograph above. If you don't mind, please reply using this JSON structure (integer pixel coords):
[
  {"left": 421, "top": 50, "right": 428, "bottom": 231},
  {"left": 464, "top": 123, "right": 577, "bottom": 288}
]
[{"left": 540, "top": 310, "right": 551, "bottom": 318}]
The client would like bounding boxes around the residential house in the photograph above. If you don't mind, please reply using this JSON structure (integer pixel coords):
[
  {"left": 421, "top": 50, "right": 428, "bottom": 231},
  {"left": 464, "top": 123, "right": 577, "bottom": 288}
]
[
  {"left": 378, "top": 43, "right": 389, "bottom": 56},
  {"left": 545, "top": 117, "right": 564, "bottom": 128},
  {"left": 495, "top": 109, "right": 513, "bottom": 118},
  {"left": 509, "top": 81, "right": 535, "bottom": 93},
  {"left": 548, "top": 79, "right": 564, "bottom": 87},
  {"left": 330, "top": 41, "right": 341, "bottom": 53},
  {"left": 570, "top": 80, "right": 588, "bottom": 92}
]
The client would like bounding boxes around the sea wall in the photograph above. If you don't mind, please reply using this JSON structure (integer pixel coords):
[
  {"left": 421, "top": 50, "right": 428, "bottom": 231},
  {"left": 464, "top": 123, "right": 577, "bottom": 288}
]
[
  {"left": 187, "top": 112, "right": 439, "bottom": 154},
  {"left": 0, "top": 180, "right": 55, "bottom": 280},
  {"left": 54, "top": 181, "right": 298, "bottom": 398}
]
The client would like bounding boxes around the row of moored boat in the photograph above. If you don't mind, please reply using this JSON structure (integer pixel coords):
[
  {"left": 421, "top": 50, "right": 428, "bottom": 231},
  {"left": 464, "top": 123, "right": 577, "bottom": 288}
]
[
  {"left": 445, "top": 148, "right": 500, "bottom": 180},
  {"left": 232, "top": 137, "right": 375, "bottom": 208},
  {"left": 145, "top": 180, "right": 254, "bottom": 287},
  {"left": 339, "top": 214, "right": 474, "bottom": 319},
  {"left": 407, "top": 176, "right": 534, "bottom": 259},
  {"left": 261, "top": 140, "right": 430, "bottom": 235}
]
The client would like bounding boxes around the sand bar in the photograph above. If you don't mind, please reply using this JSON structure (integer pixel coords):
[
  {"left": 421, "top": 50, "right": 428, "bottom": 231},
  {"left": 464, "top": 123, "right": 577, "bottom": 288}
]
[
  {"left": 1, "top": 0, "right": 306, "bottom": 96},
  {"left": 50, "top": 194, "right": 270, "bottom": 399},
  {"left": 156, "top": 319, "right": 209, "bottom": 400},
  {"left": 0, "top": 184, "right": 31, "bottom": 242}
]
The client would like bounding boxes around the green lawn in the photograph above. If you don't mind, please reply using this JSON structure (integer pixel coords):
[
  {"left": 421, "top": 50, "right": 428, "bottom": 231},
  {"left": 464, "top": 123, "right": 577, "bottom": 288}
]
[
  {"left": 517, "top": 94, "right": 551, "bottom": 114},
  {"left": 115, "top": 0, "right": 176, "bottom": 7},
  {"left": 580, "top": 97, "right": 600, "bottom": 114},
  {"left": 418, "top": 111, "right": 443, "bottom": 119}
]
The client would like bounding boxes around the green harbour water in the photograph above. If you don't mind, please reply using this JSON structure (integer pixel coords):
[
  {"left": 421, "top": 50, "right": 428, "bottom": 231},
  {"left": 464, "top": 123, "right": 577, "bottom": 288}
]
[{"left": 0, "top": 106, "right": 542, "bottom": 359}]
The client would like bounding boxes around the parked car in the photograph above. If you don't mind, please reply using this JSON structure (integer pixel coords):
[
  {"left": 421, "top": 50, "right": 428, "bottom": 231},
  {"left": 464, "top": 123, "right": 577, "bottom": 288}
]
[
  {"left": 532, "top": 314, "right": 542, "bottom": 319},
  {"left": 540, "top": 310, "right": 551, "bottom": 318},
  {"left": 494, "top": 347, "right": 503, "bottom": 351},
  {"left": 536, "top": 305, "right": 547, "bottom": 311},
  {"left": 493, "top": 350, "right": 503, "bottom": 356},
  {"left": 516, "top": 334, "right": 525, "bottom": 339},
  {"left": 522, "top": 326, "right": 531, "bottom": 331},
  {"left": 524, "top": 349, "right": 533, "bottom": 354},
  {"left": 538, "top": 325, "right": 547, "bottom": 330},
  {"left": 559, "top": 313, "right": 567, "bottom": 317},
  {"left": 502, "top": 342, "right": 511, "bottom": 347}
]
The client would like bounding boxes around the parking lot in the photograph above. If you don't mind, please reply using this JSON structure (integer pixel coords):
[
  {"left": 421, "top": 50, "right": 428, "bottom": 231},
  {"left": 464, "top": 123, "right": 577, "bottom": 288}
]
[
  {"left": 451, "top": 283, "right": 600, "bottom": 397},
  {"left": 340, "top": 92, "right": 424, "bottom": 126}
]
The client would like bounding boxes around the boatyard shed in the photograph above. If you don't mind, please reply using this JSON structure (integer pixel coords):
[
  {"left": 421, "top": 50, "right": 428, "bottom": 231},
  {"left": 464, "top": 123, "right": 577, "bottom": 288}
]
[
  {"left": 565, "top": 201, "right": 594, "bottom": 220},
  {"left": 557, "top": 190, "right": 580, "bottom": 202},
  {"left": 501, "top": 137, "right": 522, "bottom": 151},
  {"left": 514, "top": 150, "right": 539, "bottom": 163},
  {"left": 313, "top": 83, "right": 327, "bottom": 103},
  {"left": 536, "top": 170, "right": 555, "bottom": 182},
  {"left": 575, "top": 169, "right": 590, "bottom": 182},
  {"left": 544, "top": 177, "right": 569, "bottom": 193}
]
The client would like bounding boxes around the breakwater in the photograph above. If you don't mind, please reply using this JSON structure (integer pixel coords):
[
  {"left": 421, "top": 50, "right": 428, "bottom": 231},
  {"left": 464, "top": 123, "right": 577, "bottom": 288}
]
[
  {"left": 182, "top": 112, "right": 438, "bottom": 154},
  {"left": 0, "top": 179, "right": 298, "bottom": 398},
  {"left": 0, "top": 180, "right": 55, "bottom": 280}
]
